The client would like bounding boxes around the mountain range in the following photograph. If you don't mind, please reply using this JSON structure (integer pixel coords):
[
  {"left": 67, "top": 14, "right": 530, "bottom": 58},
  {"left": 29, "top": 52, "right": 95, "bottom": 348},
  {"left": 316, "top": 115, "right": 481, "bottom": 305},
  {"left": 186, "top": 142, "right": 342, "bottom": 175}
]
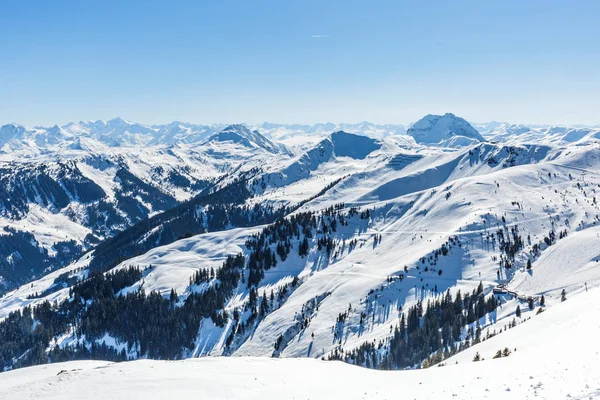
[{"left": 0, "top": 113, "right": 599, "bottom": 397}]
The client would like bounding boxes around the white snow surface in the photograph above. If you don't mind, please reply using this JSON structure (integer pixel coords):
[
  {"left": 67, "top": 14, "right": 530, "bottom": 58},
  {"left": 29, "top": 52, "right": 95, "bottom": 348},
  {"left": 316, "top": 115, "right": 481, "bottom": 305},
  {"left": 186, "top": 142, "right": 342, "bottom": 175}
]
[{"left": 116, "top": 227, "right": 258, "bottom": 297}]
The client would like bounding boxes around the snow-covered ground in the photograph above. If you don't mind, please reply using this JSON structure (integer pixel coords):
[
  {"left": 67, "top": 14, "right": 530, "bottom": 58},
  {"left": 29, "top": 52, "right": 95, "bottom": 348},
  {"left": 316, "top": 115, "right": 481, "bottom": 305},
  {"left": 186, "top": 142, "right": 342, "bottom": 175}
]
[{"left": 1, "top": 285, "right": 599, "bottom": 399}]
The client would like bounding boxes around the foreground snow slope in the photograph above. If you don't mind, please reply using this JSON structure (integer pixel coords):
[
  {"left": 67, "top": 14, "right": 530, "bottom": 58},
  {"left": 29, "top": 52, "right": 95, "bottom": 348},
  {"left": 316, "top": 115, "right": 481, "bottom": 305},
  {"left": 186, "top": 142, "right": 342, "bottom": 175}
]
[{"left": 1, "top": 286, "right": 599, "bottom": 400}]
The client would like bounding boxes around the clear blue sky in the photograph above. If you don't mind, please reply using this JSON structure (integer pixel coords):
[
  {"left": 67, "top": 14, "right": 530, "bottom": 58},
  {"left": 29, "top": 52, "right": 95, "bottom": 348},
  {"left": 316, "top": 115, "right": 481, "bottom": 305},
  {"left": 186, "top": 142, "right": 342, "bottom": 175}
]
[{"left": 1, "top": 0, "right": 599, "bottom": 126}]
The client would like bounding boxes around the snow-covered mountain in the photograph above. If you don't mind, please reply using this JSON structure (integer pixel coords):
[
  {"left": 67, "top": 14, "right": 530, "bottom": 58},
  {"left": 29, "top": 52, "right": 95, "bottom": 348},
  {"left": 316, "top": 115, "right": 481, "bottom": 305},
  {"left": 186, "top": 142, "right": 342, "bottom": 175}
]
[
  {"left": 204, "top": 124, "right": 291, "bottom": 155},
  {"left": 0, "top": 119, "right": 224, "bottom": 156},
  {"left": 0, "top": 123, "right": 297, "bottom": 293},
  {"left": 0, "top": 120, "right": 407, "bottom": 156},
  {"left": 1, "top": 113, "right": 600, "bottom": 390},
  {"left": 4, "top": 116, "right": 598, "bottom": 156},
  {"left": 483, "top": 123, "right": 600, "bottom": 146},
  {"left": 0, "top": 150, "right": 217, "bottom": 292},
  {"left": 407, "top": 113, "right": 486, "bottom": 146}
]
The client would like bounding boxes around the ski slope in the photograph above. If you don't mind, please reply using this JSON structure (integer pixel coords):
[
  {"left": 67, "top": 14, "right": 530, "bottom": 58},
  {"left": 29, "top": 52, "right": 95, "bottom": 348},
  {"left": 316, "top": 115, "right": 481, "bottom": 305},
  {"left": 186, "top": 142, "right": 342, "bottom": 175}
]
[
  {"left": 1, "top": 286, "right": 599, "bottom": 399},
  {"left": 509, "top": 224, "right": 600, "bottom": 298}
]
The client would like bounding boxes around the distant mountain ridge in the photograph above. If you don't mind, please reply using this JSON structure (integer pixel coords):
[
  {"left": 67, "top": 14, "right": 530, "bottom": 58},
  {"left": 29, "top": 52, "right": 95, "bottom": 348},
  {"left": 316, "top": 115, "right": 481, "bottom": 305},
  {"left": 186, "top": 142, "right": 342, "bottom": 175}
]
[
  {"left": 0, "top": 120, "right": 409, "bottom": 154},
  {"left": 3, "top": 117, "right": 600, "bottom": 155}
]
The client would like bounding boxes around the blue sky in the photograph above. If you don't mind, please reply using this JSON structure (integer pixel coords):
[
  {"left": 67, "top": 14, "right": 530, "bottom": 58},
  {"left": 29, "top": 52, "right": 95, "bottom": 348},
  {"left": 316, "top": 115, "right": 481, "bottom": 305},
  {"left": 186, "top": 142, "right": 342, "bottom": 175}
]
[{"left": 1, "top": 0, "right": 599, "bottom": 126}]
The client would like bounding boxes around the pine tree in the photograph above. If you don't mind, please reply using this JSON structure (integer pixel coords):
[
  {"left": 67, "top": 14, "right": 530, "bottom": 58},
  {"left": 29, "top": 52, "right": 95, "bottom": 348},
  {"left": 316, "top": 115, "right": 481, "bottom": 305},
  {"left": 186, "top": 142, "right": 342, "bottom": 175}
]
[
  {"left": 299, "top": 237, "right": 309, "bottom": 257},
  {"left": 526, "top": 259, "right": 532, "bottom": 270},
  {"left": 169, "top": 289, "right": 178, "bottom": 307},
  {"left": 561, "top": 289, "right": 567, "bottom": 302},
  {"left": 540, "top": 295, "right": 545, "bottom": 307},
  {"left": 515, "top": 305, "right": 521, "bottom": 317}
]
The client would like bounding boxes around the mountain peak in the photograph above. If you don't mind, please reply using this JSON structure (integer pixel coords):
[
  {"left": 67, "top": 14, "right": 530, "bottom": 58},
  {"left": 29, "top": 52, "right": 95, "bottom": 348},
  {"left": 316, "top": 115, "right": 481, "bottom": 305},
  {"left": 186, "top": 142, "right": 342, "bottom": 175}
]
[
  {"left": 106, "top": 117, "right": 129, "bottom": 125},
  {"left": 0, "top": 123, "right": 26, "bottom": 139},
  {"left": 325, "top": 131, "right": 382, "bottom": 159},
  {"left": 407, "top": 113, "right": 484, "bottom": 145},
  {"left": 205, "top": 124, "right": 290, "bottom": 154},
  {"left": 221, "top": 124, "right": 253, "bottom": 135}
]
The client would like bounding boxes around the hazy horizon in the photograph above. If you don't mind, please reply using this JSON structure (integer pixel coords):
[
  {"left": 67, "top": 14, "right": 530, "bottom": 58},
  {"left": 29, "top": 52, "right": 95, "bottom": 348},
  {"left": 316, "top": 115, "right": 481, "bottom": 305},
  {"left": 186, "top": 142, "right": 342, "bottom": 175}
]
[{"left": 3, "top": 116, "right": 600, "bottom": 131}]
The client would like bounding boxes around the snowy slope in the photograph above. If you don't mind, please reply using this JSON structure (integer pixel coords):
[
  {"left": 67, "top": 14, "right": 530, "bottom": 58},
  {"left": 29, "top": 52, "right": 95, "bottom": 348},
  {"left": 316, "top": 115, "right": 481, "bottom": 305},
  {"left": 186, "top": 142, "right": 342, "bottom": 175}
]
[
  {"left": 509, "top": 225, "right": 600, "bottom": 297},
  {"left": 1, "top": 286, "right": 600, "bottom": 399},
  {"left": 114, "top": 227, "right": 259, "bottom": 298},
  {"left": 243, "top": 131, "right": 399, "bottom": 209},
  {"left": 187, "top": 141, "right": 600, "bottom": 358},
  {"left": 0, "top": 253, "right": 92, "bottom": 320}
]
